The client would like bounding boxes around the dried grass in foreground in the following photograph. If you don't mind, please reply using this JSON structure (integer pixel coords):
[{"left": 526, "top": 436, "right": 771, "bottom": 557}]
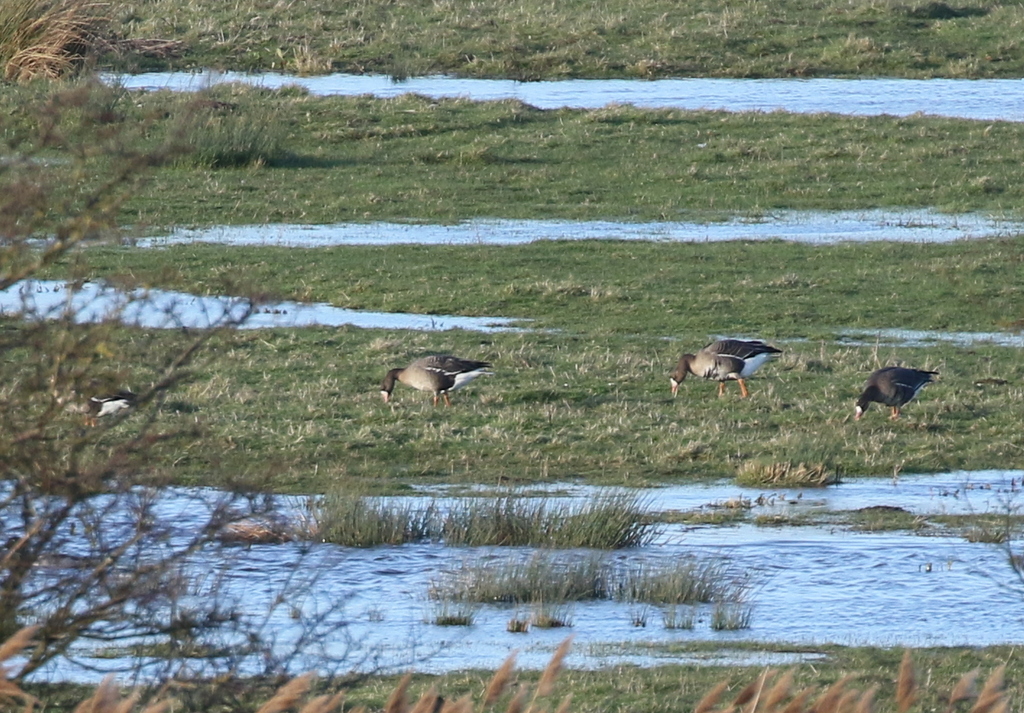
[
  {"left": 0, "top": 627, "right": 1014, "bottom": 713},
  {"left": 693, "top": 650, "right": 1010, "bottom": 713}
]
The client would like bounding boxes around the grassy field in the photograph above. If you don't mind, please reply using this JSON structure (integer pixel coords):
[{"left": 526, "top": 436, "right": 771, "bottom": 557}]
[
  {"left": 16, "top": 640, "right": 1024, "bottom": 713},
  {"left": 5, "top": 84, "right": 1024, "bottom": 227},
  {"left": 105, "top": 0, "right": 1024, "bottom": 80},
  {"left": 27, "top": 236, "right": 1024, "bottom": 492},
  {"left": 96, "top": 88, "right": 1024, "bottom": 225}
]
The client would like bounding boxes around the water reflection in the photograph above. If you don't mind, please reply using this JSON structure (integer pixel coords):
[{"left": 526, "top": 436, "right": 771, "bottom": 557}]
[
  {"left": 137, "top": 210, "right": 1024, "bottom": 248},
  {"left": 107, "top": 72, "right": 1024, "bottom": 122},
  {"left": 0, "top": 280, "right": 524, "bottom": 332},
  {"left": 19, "top": 472, "right": 1024, "bottom": 682},
  {"left": 838, "top": 328, "right": 1024, "bottom": 348}
]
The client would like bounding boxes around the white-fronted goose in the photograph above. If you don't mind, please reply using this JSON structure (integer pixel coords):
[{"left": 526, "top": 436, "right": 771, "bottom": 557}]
[
  {"left": 381, "top": 355, "right": 492, "bottom": 406},
  {"left": 87, "top": 390, "right": 137, "bottom": 426},
  {"left": 855, "top": 367, "right": 937, "bottom": 420},
  {"left": 670, "top": 339, "right": 782, "bottom": 398}
]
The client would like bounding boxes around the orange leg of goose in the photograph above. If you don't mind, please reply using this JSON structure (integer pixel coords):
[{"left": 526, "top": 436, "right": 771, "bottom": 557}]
[
  {"left": 443, "top": 393, "right": 452, "bottom": 407},
  {"left": 890, "top": 407, "right": 900, "bottom": 420},
  {"left": 738, "top": 379, "right": 749, "bottom": 398},
  {"left": 432, "top": 394, "right": 440, "bottom": 407},
  {"left": 717, "top": 382, "right": 726, "bottom": 398}
]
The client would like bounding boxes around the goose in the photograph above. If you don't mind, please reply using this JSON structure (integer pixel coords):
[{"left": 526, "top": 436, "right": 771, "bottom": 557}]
[
  {"left": 83, "top": 390, "right": 137, "bottom": 426},
  {"left": 670, "top": 339, "right": 782, "bottom": 398},
  {"left": 855, "top": 367, "right": 937, "bottom": 420},
  {"left": 381, "top": 355, "right": 492, "bottom": 406}
]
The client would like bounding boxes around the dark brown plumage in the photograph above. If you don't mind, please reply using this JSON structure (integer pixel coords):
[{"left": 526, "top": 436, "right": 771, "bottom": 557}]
[
  {"left": 381, "top": 355, "right": 492, "bottom": 406},
  {"left": 670, "top": 339, "right": 782, "bottom": 398},
  {"left": 855, "top": 367, "right": 937, "bottom": 420}
]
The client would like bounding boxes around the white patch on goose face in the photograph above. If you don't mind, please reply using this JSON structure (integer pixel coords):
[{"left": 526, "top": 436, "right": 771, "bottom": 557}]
[{"left": 738, "top": 351, "right": 775, "bottom": 378}]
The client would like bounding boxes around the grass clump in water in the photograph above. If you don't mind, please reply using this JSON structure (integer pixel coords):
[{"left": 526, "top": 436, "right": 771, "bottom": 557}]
[
  {"left": 431, "top": 553, "right": 751, "bottom": 612},
  {"left": 430, "top": 601, "right": 478, "bottom": 626},
  {"left": 430, "top": 552, "right": 608, "bottom": 604},
  {"left": 316, "top": 492, "right": 653, "bottom": 549},
  {"left": 442, "top": 491, "right": 655, "bottom": 549},
  {"left": 710, "top": 602, "right": 753, "bottom": 630},
  {"left": 612, "top": 559, "right": 749, "bottom": 606},
  {"left": 661, "top": 605, "right": 695, "bottom": 630},
  {"left": 315, "top": 493, "right": 435, "bottom": 547},
  {"left": 736, "top": 460, "right": 841, "bottom": 488}
]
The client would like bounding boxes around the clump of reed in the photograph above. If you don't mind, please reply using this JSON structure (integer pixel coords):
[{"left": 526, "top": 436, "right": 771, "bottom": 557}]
[
  {"left": 430, "top": 552, "right": 609, "bottom": 604},
  {"left": 315, "top": 491, "right": 654, "bottom": 549},
  {"left": 0, "top": 0, "right": 106, "bottom": 81},
  {"left": 430, "top": 552, "right": 749, "bottom": 617},
  {"left": 736, "top": 460, "right": 841, "bottom": 487},
  {"left": 661, "top": 605, "right": 696, "bottom": 630},
  {"left": 316, "top": 493, "right": 436, "bottom": 547},
  {"left": 431, "top": 601, "right": 478, "bottom": 627},
  {"left": 710, "top": 602, "right": 753, "bottom": 631},
  {"left": 612, "top": 558, "right": 748, "bottom": 606},
  {"left": 441, "top": 492, "right": 654, "bottom": 549}
]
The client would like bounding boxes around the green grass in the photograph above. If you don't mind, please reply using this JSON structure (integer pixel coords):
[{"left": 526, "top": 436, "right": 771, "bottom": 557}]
[
  {"left": 7, "top": 84, "right": 1024, "bottom": 227},
  {"left": 314, "top": 491, "right": 654, "bottom": 548},
  {"left": 19, "top": 643, "right": 1024, "bottom": 713},
  {"left": 24, "top": 233, "right": 1023, "bottom": 491},
  {"left": 103, "top": 0, "right": 1024, "bottom": 79}
]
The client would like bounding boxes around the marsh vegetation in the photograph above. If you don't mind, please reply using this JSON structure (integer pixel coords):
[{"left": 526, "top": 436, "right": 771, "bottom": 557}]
[
  {"left": 4, "top": 0, "right": 1024, "bottom": 702},
  {"left": 315, "top": 492, "right": 653, "bottom": 548}
]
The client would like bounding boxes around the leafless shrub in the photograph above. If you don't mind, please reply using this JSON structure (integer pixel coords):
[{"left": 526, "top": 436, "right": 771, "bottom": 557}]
[{"left": 0, "top": 82, "right": 364, "bottom": 688}]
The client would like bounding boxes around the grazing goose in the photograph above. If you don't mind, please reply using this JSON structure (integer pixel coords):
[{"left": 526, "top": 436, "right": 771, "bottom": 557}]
[
  {"left": 87, "top": 390, "right": 137, "bottom": 426},
  {"left": 855, "top": 367, "right": 937, "bottom": 420},
  {"left": 381, "top": 355, "right": 492, "bottom": 406},
  {"left": 670, "top": 339, "right": 782, "bottom": 398}
]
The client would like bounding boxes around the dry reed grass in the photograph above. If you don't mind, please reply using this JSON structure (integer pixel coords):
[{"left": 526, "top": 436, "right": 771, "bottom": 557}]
[
  {"left": 0, "top": 626, "right": 1015, "bottom": 713},
  {"left": 736, "top": 460, "right": 841, "bottom": 487},
  {"left": 0, "top": 0, "right": 107, "bottom": 81},
  {"left": 694, "top": 658, "right": 1010, "bottom": 713}
]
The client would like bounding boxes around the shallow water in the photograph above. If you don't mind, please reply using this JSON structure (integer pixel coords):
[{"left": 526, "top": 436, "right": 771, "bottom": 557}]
[
  {"left": 107, "top": 72, "right": 1024, "bottom": 122},
  {"left": 0, "top": 280, "right": 523, "bottom": 332},
  {"left": 18, "top": 471, "right": 1024, "bottom": 682},
  {"left": 137, "top": 210, "right": 1024, "bottom": 248},
  {"left": 837, "top": 328, "right": 1024, "bottom": 348}
]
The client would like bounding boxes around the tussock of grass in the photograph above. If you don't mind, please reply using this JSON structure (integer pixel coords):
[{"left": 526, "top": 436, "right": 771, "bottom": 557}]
[
  {"left": 661, "top": 605, "right": 695, "bottom": 630},
  {"left": 430, "top": 552, "right": 750, "bottom": 609},
  {"left": 531, "top": 604, "right": 574, "bottom": 629},
  {"left": 611, "top": 559, "right": 748, "bottom": 606},
  {"left": 710, "top": 602, "right": 753, "bottom": 631},
  {"left": 316, "top": 494, "right": 436, "bottom": 547},
  {"left": 443, "top": 491, "right": 654, "bottom": 548},
  {"left": 173, "top": 87, "right": 289, "bottom": 168},
  {"left": 0, "top": 0, "right": 106, "bottom": 81},
  {"left": 431, "top": 552, "right": 608, "bottom": 604},
  {"left": 431, "top": 601, "right": 478, "bottom": 626},
  {"left": 316, "top": 492, "right": 653, "bottom": 549},
  {"left": 736, "top": 460, "right": 841, "bottom": 488}
]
